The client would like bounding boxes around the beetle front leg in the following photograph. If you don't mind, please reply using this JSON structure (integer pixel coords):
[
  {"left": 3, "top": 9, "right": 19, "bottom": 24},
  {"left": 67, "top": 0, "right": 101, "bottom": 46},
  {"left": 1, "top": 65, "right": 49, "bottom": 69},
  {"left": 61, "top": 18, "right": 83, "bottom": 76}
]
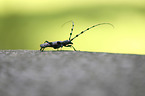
[
  {"left": 71, "top": 45, "right": 76, "bottom": 51},
  {"left": 65, "top": 45, "right": 76, "bottom": 51}
]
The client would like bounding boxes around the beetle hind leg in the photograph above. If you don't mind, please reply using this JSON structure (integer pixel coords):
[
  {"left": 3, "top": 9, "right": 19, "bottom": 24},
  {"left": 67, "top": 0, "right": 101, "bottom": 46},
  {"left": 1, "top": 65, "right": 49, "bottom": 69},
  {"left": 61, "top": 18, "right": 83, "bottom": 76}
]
[
  {"left": 40, "top": 47, "right": 45, "bottom": 52},
  {"left": 44, "top": 40, "right": 49, "bottom": 43}
]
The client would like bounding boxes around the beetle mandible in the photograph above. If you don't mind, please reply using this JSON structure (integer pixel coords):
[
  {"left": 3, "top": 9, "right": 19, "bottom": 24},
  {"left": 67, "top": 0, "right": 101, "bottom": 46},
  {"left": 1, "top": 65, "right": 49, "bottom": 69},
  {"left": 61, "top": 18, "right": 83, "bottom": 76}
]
[{"left": 40, "top": 21, "right": 113, "bottom": 51}]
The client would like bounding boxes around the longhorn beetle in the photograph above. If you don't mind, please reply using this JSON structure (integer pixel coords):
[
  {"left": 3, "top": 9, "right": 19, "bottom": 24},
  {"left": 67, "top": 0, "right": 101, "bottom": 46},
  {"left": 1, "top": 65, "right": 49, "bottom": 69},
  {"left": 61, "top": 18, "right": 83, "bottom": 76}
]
[{"left": 40, "top": 21, "right": 114, "bottom": 51}]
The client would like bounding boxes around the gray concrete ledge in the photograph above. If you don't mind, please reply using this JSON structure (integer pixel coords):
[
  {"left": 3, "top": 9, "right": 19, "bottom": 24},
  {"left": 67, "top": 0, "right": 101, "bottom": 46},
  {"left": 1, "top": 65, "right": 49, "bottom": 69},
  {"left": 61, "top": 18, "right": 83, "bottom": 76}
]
[{"left": 0, "top": 50, "right": 145, "bottom": 96}]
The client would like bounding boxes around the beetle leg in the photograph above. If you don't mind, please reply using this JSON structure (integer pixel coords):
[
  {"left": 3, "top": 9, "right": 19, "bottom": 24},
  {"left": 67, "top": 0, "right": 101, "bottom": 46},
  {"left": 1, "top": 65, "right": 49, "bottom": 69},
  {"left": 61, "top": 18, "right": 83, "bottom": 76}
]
[
  {"left": 71, "top": 45, "right": 76, "bottom": 51},
  {"left": 44, "top": 41, "right": 49, "bottom": 43},
  {"left": 65, "top": 45, "right": 76, "bottom": 51},
  {"left": 40, "top": 47, "right": 42, "bottom": 51},
  {"left": 40, "top": 47, "right": 45, "bottom": 52}
]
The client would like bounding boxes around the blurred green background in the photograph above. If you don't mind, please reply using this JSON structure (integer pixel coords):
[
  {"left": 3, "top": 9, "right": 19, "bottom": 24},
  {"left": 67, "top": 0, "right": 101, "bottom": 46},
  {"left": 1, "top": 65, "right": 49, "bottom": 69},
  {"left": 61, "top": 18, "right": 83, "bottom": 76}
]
[{"left": 0, "top": 0, "right": 145, "bottom": 54}]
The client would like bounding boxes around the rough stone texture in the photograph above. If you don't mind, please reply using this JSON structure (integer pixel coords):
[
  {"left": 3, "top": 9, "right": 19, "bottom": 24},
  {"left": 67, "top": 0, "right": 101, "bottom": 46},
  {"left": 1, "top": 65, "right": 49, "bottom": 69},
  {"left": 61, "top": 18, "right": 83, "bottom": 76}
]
[{"left": 0, "top": 50, "right": 145, "bottom": 96}]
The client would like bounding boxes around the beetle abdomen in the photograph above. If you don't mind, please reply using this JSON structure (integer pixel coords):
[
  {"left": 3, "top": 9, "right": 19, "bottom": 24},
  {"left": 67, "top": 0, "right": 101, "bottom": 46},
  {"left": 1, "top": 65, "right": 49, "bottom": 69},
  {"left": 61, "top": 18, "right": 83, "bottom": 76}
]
[{"left": 40, "top": 43, "right": 51, "bottom": 48}]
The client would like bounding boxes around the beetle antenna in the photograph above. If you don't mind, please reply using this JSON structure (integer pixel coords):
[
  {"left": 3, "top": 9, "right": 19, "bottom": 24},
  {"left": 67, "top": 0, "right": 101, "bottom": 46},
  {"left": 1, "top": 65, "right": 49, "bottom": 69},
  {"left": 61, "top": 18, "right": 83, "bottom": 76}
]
[
  {"left": 61, "top": 20, "right": 74, "bottom": 40},
  {"left": 69, "top": 21, "right": 74, "bottom": 40},
  {"left": 61, "top": 20, "right": 72, "bottom": 27},
  {"left": 70, "top": 23, "right": 114, "bottom": 41}
]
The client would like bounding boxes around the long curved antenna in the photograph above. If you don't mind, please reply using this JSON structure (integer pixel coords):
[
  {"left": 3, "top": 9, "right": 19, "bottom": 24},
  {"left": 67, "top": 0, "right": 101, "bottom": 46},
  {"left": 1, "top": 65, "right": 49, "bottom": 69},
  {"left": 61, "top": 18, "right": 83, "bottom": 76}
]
[
  {"left": 69, "top": 21, "right": 74, "bottom": 40},
  {"left": 61, "top": 20, "right": 74, "bottom": 40},
  {"left": 70, "top": 23, "right": 114, "bottom": 41},
  {"left": 61, "top": 20, "right": 72, "bottom": 27}
]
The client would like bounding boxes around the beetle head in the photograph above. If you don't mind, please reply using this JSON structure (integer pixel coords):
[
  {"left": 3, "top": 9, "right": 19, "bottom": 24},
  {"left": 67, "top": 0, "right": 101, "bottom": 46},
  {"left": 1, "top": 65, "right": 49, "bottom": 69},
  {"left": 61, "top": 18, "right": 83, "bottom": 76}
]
[{"left": 63, "top": 40, "right": 73, "bottom": 45}]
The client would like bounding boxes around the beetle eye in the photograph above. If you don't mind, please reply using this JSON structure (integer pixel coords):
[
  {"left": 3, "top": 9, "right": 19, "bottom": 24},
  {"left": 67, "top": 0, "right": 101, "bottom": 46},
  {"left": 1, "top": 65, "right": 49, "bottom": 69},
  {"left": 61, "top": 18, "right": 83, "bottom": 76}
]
[{"left": 70, "top": 41, "right": 73, "bottom": 44}]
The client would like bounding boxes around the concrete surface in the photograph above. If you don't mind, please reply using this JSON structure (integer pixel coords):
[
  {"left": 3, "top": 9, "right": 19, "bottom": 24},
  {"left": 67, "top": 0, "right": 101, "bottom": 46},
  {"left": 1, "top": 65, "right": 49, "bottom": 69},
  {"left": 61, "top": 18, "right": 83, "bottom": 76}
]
[{"left": 0, "top": 50, "right": 145, "bottom": 96}]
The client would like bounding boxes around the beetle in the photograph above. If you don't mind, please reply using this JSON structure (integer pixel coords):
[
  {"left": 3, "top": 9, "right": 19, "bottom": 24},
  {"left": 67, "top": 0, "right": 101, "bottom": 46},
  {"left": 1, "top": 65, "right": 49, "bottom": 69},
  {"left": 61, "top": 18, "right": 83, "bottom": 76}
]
[{"left": 40, "top": 21, "right": 113, "bottom": 51}]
